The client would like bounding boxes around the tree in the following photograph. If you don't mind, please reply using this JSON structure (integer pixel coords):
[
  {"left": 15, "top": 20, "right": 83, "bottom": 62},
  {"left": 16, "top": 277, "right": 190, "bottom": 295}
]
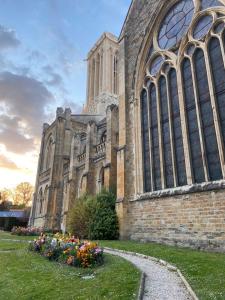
[
  {"left": 14, "top": 182, "right": 34, "bottom": 206},
  {"left": 0, "top": 189, "right": 13, "bottom": 210},
  {"left": 0, "top": 189, "right": 12, "bottom": 202}
]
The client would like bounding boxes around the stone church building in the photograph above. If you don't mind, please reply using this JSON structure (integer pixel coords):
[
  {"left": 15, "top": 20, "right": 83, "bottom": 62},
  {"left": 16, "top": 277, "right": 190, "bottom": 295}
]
[{"left": 30, "top": 0, "right": 225, "bottom": 251}]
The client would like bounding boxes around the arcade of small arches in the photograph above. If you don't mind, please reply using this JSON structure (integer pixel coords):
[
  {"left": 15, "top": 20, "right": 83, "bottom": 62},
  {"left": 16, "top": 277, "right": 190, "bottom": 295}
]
[{"left": 137, "top": 0, "right": 225, "bottom": 193}]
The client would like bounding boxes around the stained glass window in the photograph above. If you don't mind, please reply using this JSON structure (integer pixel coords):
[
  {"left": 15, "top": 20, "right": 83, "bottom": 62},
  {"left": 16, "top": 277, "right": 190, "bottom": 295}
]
[
  {"left": 141, "top": 89, "right": 151, "bottom": 192},
  {"left": 158, "top": 0, "right": 194, "bottom": 49},
  {"left": 168, "top": 69, "right": 187, "bottom": 186},
  {"left": 186, "top": 43, "right": 196, "bottom": 55},
  {"left": 150, "top": 56, "right": 164, "bottom": 76},
  {"left": 193, "top": 15, "right": 213, "bottom": 39},
  {"left": 141, "top": 0, "right": 225, "bottom": 194},
  {"left": 193, "top": 49, "right": 222, "bottom": 180},
  {"left": 159, "top": 76, "right": 174, "bottom": 188},
  {"left": 214, "top": 22, "right": 225, "bottom": 34},
  {"left": 182, "top": 58, "right": 205, "bottom": 183},
  {"left": 209, "top": 37, "right": 225, "bottom": 149},
  {"left": 201, "top": 0, "right": 222, "bottom": 10},
  {"left": 149, "top": 84, "right": 162, "bottom": 190}
]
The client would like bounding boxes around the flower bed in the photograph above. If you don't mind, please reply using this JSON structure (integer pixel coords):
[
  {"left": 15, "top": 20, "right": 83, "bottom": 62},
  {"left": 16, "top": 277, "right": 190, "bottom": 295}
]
[
  {"left": 11, "top": 226, "right": 45, "bottom": 236},
  {"left": 28, "top": 233, "right": 104, "bottom": 268}
]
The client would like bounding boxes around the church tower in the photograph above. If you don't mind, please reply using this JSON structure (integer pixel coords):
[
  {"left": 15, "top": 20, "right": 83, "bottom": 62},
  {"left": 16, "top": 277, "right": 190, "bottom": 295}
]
[{"left": 83, "top": 32, "right": 119, "bottom": 115}]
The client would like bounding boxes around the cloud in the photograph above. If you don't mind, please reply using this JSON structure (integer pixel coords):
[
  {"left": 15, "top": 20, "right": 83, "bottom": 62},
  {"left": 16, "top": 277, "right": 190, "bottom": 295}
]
[
  {"left": 42, "top": 65, "right": 63, "bottom": 87},
  {"left": 0, "top": 71, "right": 55, "bottom": 153},
  {"left": 0, "top": 25, "right": 20, "bottom": 51},
  {"left": 0, "top": 154, "right": 20, "bottom": 170},
  {"left": 62, "top": 100, "right": 83, "bottom": 114},
  {"left": 0, "top": 115, "right": 35, "bottom": 153},
  {"left": 27, "top": 50, "right": 47, "bottom": 62}
]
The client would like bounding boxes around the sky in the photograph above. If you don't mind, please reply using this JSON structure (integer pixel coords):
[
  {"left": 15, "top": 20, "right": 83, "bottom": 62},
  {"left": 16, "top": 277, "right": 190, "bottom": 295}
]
[{"left": 0, "top": 0, "right": 131, "bottom": 190}]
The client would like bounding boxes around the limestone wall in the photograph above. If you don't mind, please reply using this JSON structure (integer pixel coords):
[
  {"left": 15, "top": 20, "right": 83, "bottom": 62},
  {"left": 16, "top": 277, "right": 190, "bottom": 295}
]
[{"left": 124, "top": 188, "right": 225, "bottom": 252}]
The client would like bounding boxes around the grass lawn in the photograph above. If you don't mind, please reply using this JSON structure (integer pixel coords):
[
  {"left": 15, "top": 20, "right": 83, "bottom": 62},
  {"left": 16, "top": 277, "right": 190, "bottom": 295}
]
[
  {"left": 0, "top": 232, "right": 140, "bottom": 300},
  {"left": 99, "top": 240, "right": 225, "bottom": 300}
]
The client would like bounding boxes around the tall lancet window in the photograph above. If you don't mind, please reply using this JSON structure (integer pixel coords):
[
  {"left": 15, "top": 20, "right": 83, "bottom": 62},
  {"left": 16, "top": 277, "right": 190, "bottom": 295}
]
[
  {"left": 149, "top": 84, "right": 161, "bottom": 191},
  {"left": 193, "top": 48, "right": 222, "bottom": 180},
  {"left": 141, "top": 89, "right": 151, "bottom": 192},
  {"left": 159, "top": 76, "right": 174, "bottom": 188},
  {"left": 209, "top": 37, "right": 225, "bottom": 148},
  {"left": 168, "top": 69, "right": 187, "bottom": 186},
  {"left": 182, "top": 58, "right": 205, "bottom": 183},
  {"left": 140, "top": 0, "right": 225, "bottom": 194}
]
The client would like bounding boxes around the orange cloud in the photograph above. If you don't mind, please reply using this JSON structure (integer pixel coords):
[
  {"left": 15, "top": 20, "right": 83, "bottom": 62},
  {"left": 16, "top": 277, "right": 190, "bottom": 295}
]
[{"left": 0, "top": 154, "right": 20, "bottom": 170}]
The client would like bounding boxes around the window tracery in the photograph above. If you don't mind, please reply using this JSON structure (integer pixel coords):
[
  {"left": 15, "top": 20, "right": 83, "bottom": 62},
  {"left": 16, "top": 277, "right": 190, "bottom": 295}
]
[
  {"left": 140, "top": 0, "right": 225, "bottom": 193},
  {"left": 201, "top": 0, "right": 222, "bottom": 10},
  {"left": 158, "top": 0, "right": 195, "bottom": 49}
]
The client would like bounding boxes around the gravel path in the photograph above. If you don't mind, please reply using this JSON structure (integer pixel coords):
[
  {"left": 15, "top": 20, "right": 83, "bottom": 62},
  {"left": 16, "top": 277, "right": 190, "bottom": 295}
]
[{"left": 105, "top": 248, "right": 193, "bottom": 300}]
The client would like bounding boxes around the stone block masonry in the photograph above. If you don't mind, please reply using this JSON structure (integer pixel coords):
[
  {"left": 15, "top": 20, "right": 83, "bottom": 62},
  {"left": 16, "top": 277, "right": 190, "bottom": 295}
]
[{"left": 124, "top": 189, "right": 225, "bottom": 252}]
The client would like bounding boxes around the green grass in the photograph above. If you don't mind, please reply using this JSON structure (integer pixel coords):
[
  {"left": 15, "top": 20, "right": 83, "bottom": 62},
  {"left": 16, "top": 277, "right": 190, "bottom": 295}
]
[
  {"left": 0, "top": 232, "right": 140, "bottom": 300},
  {"left": 99, "top": 240, "right": 225, "bottom": 300}
]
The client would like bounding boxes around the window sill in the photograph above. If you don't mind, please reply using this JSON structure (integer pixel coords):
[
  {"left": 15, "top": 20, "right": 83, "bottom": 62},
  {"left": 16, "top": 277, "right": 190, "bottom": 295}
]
[{"left": 132, "top": 180, "right": 225, "bottom": 202}]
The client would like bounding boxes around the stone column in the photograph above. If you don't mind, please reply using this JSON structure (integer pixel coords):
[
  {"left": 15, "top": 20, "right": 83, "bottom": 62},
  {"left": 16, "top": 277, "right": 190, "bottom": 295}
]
[
  {"left": 29, "top": 123, "right": 49, "bottom": 226},
  {"left": 105, "top": 104, "right": 118, "bottom": 190},
  {"left": 116, "top": 36, "right": 128, "bottom": 239},
  {"left": 85, "top": 121, "right": 97, "bottom": 194},
  {"left": 45, "top": 108, "right": 66, "bottom": 230}
]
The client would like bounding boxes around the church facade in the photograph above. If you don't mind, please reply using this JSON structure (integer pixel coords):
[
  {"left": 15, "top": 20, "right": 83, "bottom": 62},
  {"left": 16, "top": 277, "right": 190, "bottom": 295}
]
[{"left": 30, "top": 0, "right": 225, "bottom": 251}]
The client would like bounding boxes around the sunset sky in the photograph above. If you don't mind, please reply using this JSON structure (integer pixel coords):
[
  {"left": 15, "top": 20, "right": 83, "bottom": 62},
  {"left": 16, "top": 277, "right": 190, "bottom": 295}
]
[{"left": 0, "top": 0, "right": 131, "bottom": 189}]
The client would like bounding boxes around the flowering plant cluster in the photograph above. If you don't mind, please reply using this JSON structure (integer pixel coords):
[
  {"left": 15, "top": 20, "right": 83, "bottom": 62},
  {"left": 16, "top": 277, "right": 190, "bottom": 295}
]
[
  {"left": 11, "top": 226, "right": 45, "bottom": 236},
  {"left": 28, "top": 233, "right": 104, "bottom": 268}
]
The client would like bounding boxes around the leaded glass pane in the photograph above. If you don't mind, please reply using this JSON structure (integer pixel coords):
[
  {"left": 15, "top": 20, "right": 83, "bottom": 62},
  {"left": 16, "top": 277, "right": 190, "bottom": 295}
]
[
  {"left": 149, "top": 84, "right": 162, "bottom": 190},
  {"left": 150, "top": 56, "right": 164, "bottom": 76},
  {"left": 182, "top": 58, "right": 205, "bottom": 183},
  {"left": 201, "top": 0, "right": 223, "bottom": 10},
  {"left": 214, "top": 22, "right": 225, "bottom": 34},
  {"left": 193, "top": 49, "right": 222, "bottom": 180},
  {"left": 158, "top": 0, "right": 194, "bottom": 49},
  {"left": 141, "top": 89, "right": 151, "bottom": 192},
  {"left": 193, "top": 15, "right": 213, "bottom": 39},
  {"left": 169, "top": 69, "right": 187, "bottom": 186},
  {"left": 186, "top": 43, "right": 196, "bottom": 55},
  {"left": 159, "top": 76, "right": 174, "bottom": 188},
  {"left": 209, "top": 37, "right": 225, "bottom": 151}
]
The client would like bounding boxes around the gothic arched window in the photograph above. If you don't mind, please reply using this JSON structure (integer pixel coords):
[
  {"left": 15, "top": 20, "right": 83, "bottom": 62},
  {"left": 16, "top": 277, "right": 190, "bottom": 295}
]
[
  {"left": 45, "top": 136, "right": 53, "bottom": 170},
  {"left": 168, "top": 69, "right": 187, "bottom": 186},
  {"left": 193, "top": 48, "right": 222, "bottom": 180},
  {"left": 149, "top": 84, "right": 161, "bottom": 191},
  {"left": 159, "top": 76, "right": 174, "bottom": 188},
  {"left": 141, "top": 89, "right": 151, "bottom": 192},
  {"left": 182, "top": 57, "right": 205, "bottom": 183},
  {"left": 208, "top": 37, "right": 225, "bottom": 148},
  {"left": 140, "top": 0, "right": 225, "bottom": 193}
]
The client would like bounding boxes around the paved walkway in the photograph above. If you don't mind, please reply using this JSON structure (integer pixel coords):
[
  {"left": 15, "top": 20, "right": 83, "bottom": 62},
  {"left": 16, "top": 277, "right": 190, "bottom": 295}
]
[{"left": 105, "top": 248, "right": 193, "bottom": 300}]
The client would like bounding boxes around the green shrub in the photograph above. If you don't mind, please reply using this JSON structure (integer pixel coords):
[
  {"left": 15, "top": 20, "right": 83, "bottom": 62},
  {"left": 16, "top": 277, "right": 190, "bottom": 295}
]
[
  {"left": 67, "top": 190, "right": 119, "bottom": 240},
  {"left": 67, "top": 194, "right": 94, "bottom": 239}
]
